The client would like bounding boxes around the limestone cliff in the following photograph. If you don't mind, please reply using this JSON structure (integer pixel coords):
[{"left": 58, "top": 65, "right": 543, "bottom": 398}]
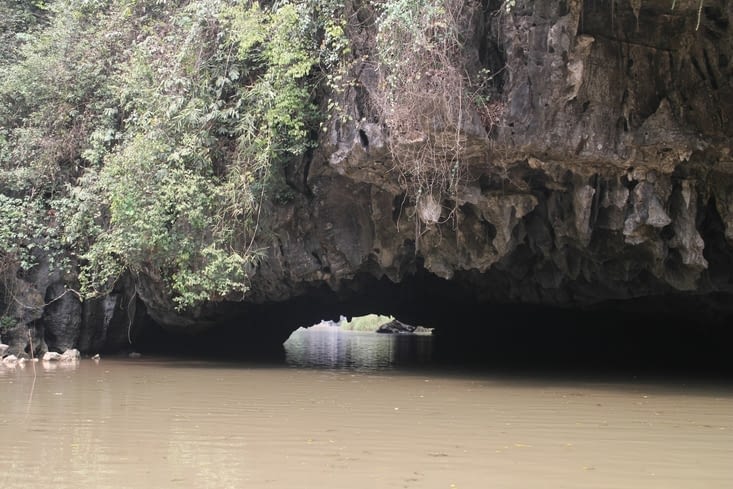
[
  {"left": 2, "top": 0, "right": 732, "bottom": 355},
  {"left": 241, "top": 0, "right": 733, "bottom": 308}
]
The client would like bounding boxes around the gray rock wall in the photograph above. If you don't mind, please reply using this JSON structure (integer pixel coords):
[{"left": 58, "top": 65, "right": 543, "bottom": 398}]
[{"left": 243, "top": 0, "right": 733, "bottom": 307}]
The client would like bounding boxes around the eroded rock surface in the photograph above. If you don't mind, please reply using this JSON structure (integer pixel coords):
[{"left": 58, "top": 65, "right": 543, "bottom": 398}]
[{"left": 241, "top": 0, "right": 733, "bottom": 309}]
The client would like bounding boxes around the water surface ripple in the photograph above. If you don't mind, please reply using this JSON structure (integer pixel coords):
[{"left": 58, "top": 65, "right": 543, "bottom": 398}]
[{"left": 1, "top": 332, "right": 731, "bottom": 488}]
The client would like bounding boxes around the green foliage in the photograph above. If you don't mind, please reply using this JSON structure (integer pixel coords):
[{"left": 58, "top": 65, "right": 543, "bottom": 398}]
[
  {"left": 226, "top": 0, "right": 345, "bottom": 169},
  {"left": 0, "top": 0, "right": 49, "bottom": 67},
  {"left": 66, "top": 0, "right": 271, "bottom": 306},
  {"left": 0, "top": 315, "right": 17, "bottom": 334},
  {"left": 376, "top": 0, "right": 455, "bottom": 78},
  {"left": 0, "top": 193, "right": 62, "bottom": 273},
  {"left": 340, "top": 314, "right": 394, "bottom": 331},
  {"left": 0, "top": 0, "right": 346, "bottom": 311},
  {"left": 0, "top": 0, "right": 126, "bottom": 194}
]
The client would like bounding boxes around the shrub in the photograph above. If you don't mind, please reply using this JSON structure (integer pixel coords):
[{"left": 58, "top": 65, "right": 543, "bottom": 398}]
[
  {"left": 0, "top": 0, "right": 347, "bottom": 310},
  {"left": 373, "top": 0, "right": 480, "bottom": 231}
]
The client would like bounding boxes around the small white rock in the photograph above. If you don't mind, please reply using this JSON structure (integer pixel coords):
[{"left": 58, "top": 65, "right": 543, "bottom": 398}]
[
  {"left": 91, "top": 353, "right": 101, "bottom": 361},
  {"left": 2, "top": 354, "right": 18, "bottom": 365},
  {"left": 128, "top": 352, "right": 142, "bottom": 359},
  {"left": 43, "top": 351, "right": 63, "bottom": 362},
  {"left": 60, "top": 349, "right": 80, "bottom": 362}
]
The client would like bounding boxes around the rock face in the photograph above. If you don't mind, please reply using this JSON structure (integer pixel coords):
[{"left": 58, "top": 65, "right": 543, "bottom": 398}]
[
  {"left": 375, "top": 320, "right": 432, "bottom": 334},
  {"left": 376, "top": 320, "right": 417, "bottom": 334},
  {"left": 241, "top": 0, "right": 733, "bottom": 308},
  {"left": 42, "top": 283, "right": 82, "bottom": 352},
  {"left": 1, "top": 271, "right": 146, "bottom": 357},
  {"left": 3, "top": 0, "right": 733, "bottom": 354}
]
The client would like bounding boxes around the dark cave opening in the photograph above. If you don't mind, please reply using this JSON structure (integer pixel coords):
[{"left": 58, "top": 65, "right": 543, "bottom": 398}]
[{"left": 134, "top": 267, "right": 733, "bottom": 375}]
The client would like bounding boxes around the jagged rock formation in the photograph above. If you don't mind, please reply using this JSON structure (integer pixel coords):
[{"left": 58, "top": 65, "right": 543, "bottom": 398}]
[
  {"left": 246, "top": 0, "right": 733, "bottom": 305},
  {"left": 2, "top": 0, "right": 732, "bottom": 357}
]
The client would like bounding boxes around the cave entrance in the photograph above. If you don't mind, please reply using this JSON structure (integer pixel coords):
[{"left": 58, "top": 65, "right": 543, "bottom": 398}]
[
  {"left": 134, "top": 271, "right": 733, "bottom": 375},
  {"left": 283, "top": 314, "right": 435, "bottom": 370}
]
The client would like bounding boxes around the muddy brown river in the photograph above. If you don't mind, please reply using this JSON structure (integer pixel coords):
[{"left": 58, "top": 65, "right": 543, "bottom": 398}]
[{"left": 1, "top": 330, "right": 731, "bottom": 488}]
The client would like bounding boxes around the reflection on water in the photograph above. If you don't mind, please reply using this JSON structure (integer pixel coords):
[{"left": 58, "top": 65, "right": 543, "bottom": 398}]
[
  {"left": 1, "top": 357, "right": 732, "bottom": 489},
  {"left": 284, "top": 328, "right": 433, "bottom": 370}
]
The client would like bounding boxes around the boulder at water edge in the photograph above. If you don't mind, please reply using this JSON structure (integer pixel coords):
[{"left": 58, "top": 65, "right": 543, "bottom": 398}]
[
  {"left": 42, "top": 351, "right": 63, "bottom": 361},
  {"left": 2, "top": 354, "right": 18, "bottom": 365},
  {"left": 60, "top": 349, "right": 80, "bottom": 362}
]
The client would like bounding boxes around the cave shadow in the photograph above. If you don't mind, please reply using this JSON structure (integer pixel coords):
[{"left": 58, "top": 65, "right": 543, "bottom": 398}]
[{"left": 134, "top": 271, "right": 733, "bottom": 378}]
